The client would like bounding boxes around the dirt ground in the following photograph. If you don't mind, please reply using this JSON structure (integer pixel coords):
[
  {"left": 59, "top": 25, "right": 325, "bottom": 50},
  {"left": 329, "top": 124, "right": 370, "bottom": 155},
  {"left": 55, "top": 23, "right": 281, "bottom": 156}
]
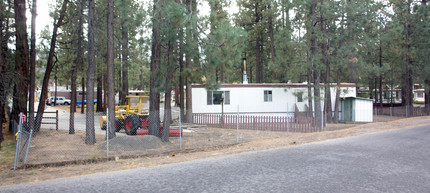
[{"left": 1, "top": 116, "right": 429, "bottom": 187}]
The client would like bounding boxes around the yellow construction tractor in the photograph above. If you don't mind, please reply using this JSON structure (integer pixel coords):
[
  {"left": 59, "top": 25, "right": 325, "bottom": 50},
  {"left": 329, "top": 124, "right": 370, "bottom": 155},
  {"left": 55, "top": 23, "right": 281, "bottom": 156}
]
[
  {"left": 99, "top": 96, "right": 182, "bottom": 136},
  {"left": 99, "top": 96, "right": 149, "bottom": 135}
]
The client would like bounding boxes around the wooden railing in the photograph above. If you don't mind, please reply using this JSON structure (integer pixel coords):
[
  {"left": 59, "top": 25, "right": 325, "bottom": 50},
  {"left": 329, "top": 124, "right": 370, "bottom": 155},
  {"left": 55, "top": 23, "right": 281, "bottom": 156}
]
[
  {"left": 28, "top": 110, "right": 59, "bottom": 130},
  {"left": 193, "top": 113, "right": 322, "bottom": 133}
]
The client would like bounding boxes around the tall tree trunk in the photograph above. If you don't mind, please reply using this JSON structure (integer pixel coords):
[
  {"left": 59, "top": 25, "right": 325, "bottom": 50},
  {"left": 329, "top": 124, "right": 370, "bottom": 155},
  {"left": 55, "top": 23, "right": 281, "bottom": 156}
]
[
  {"left": 334, "top": 69, "right": 341, "bottom": 123},
  {"left": 404, "top": 0, "right": 414, "bottom": 117},
  {"left": 162, "top": 89, "right": 172, "bottom": 142},
  {"left": 310, "top": 0, "right": 321, "bottom": 119},
  {"left": 118, "top": 54, "right": 122, "bottom": 104},
  {"left": 121, "top": 20, "right": 129, "bottom": 105},
  {"left": 162, "top": 40, "right": 175, "bottom": 142},
  {"left": 0, "top": 1, "right": 5, "bottom": 147},
  {"left": 179, "top": 29, "right": 185, "bottom": 122},
  {"left": 255, "top": 23, "right": 262, "bottom": 83},
  {"left": 321, "top": 8, "right": 332, "bottom": 123},
  {"left": 184, "top": 0, "right": 194, "bottom": 123},
  {"left": 379, "top": 40, "right": 383, "bottom": 107},
  {"left": 81, "top": 77, "right": 85, "bottom": 114},
  {"left": 96, "top": 75, "right": 103, "bottom": 112},
  {"left": 12, "top": 0, "right": 30, "bottom": 130},
  {"left": 85, "top": 0, "right": 96, "bottom": 144},
  {"left": 374, "top": 78, "right": 377, "bottom": 104},
  {"left": 106, "top": 0, "right": 115, "bottom": 139},
  {"left": 29, "top": 0, "right": 37, "bottom": 132},
  {"left": 268, "top": 2, "right": 276, "bottom": 81},
  {"left": 425, "top": 80, "right": 430, "bottom": 108},
  {"left": 149, "top": 0, "right": 161, "bottom": 136},
  {"left": 70, "top": 0, "right": 84, "bottom": 134},
  {"left": 69, "top": 63, "right": 77, "bottom": 133},
  {"left": 307, "top": 67, "right": 313, "bottom": 117},
  {"left": 35, "top": 0, "right": 69, "bottom": 132},
  {"left": 103, "top": 75, "right": 107, "bottom": 112},
  {"left": 54, "top": 71, "right": 57, "bottom": 106},
  {"left": 254, "top": 1, "right": 264, "bottom": 83}
]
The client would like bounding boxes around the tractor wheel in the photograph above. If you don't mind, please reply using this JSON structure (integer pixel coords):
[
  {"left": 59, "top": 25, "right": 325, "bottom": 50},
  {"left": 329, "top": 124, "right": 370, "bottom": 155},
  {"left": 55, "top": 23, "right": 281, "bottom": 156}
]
[
  {"left": 124, "top": 114, "right": 139, "bottom": 135},
  {"left": 115, "top": 119, "right": 122, "bottom": 132}
]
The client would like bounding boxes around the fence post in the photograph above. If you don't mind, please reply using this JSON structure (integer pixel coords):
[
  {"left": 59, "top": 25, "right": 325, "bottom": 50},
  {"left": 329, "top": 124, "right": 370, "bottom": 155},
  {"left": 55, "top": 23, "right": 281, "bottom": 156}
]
[
  {"left": 106, "top": 108, "right": 109, "bottom": 159},
  {"left": 13, "top": 113, "right": 24, "bottom": 170},
  {"left": 24, "top": 129, "right": 33, "bottom": 165},
  {"left": 390, "top": 106, "right": 392, "bottom": 121},
  {"left": 375, "top": 107, "right": 377, "bottom": 122},
  {"left": 236, "top": 105, "right": 239, "bottom": 143},
  {"left": 179, "top": 110, "right": 182, "bottom": 150},
  {"left": 56, "top": 110, "right": 59, "bottom": 130},
  {"left": 253, "top": 117, "right": 256, "bottom": 130}
]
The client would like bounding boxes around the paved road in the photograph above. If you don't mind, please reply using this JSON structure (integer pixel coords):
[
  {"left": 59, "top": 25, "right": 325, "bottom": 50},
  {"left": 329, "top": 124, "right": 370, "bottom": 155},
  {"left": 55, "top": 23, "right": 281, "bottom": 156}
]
[{"left": 2, "top": 125, "right": 430, "bottom": 192}]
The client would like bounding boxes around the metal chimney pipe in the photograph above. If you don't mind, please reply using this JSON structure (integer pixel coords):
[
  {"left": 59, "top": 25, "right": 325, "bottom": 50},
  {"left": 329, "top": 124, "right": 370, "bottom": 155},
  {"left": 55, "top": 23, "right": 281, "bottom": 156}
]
[{"left": 242, "top": 57, "right": 248, "bottom": 84}]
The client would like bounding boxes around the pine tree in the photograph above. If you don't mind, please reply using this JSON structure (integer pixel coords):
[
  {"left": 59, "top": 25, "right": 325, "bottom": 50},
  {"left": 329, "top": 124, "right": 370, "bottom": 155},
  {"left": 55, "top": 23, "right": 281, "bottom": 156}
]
[
  {"left": 29, "top": 0, "right": 37, "bottom": 132},
  {"left": 70, "top": 0, "right": 85, "bottom": 134},
  {"left": 0, "top": 0, "right": 5, "bottom": 147},
  {"left": 86, "top": 0, "right": 96, "bottom": 144},
  {"left": 12, "top": 0, "right": 30, "bottom": 129},
  {"left": 35, "top": 0, "right": 69, "bottom": 132},
  {"left": 149, "top": 0, "right": 161, "bottom": 136}
]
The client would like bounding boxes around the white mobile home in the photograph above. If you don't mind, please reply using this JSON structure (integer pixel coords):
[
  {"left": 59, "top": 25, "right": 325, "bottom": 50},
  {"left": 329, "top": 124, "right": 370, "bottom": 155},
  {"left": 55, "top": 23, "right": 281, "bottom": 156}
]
[{"left": 192, "top": 83, "right": 357, "bottom": 116}]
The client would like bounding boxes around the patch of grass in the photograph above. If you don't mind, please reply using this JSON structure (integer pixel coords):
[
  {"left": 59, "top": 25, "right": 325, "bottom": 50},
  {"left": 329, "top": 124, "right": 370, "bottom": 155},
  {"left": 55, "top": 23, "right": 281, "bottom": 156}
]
[
  {"left": 91, "top": 154, "right": 98, "bottom": 160},
  {"left": 0, "top": 129, "right": 16, "bottom": 172}
]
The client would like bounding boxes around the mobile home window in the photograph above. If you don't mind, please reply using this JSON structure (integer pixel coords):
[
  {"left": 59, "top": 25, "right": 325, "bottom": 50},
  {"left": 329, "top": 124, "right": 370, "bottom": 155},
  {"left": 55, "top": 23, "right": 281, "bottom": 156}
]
[
  {"left": 207, "top": 91, "right": 230, "bottom": 105},
  {"left": 417, "top": 93, "right": 424, "bottom": 98},
  {"left": 297, "top": 93, "right": 303, "bottom": 102},
  {"left": 384, "top": 91, "right": 389, "bottom": 99},
  {"left": 396, "top": 91, "right": 401, "bottom": 100},
  {"left": 264, "top": 90, "right": 272, "bottom": 102}
]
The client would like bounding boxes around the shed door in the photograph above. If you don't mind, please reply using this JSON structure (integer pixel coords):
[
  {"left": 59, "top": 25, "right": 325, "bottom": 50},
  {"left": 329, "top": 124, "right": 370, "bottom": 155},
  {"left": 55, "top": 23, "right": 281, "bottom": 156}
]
[{"left": 344, "top": 99, "right": 353, "bottom": 121}]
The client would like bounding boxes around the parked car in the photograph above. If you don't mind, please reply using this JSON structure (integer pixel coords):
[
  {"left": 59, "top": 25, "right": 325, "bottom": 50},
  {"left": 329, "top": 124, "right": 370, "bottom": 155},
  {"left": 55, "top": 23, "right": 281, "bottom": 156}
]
[{"left": 45, "top": 97, "right": 71, "bottom": 105}]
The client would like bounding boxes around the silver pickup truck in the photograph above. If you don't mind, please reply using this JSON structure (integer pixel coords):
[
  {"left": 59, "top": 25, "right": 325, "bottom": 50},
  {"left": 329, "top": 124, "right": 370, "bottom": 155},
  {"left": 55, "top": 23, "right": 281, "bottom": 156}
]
[{"left": 45, "top": 97, "right": 71, "bottom": 105}]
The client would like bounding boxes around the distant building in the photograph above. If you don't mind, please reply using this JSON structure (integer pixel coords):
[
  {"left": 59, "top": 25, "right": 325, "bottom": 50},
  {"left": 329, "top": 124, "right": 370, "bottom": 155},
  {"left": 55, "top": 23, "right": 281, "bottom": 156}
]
[
  {"left": 47, "top": 86, "right": 99, "bottom": 102},
  {"left": 358, "top": 84, "right": 425, "bottom": 105},
  {"left": 414, "top": 89, "right": 425, "bottom": 103}
]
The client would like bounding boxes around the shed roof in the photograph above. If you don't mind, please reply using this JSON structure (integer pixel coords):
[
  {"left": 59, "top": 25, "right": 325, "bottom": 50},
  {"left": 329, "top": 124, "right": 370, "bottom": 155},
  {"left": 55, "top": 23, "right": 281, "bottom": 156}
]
[{"left": 341, "top": 96, "right": 373, "bottom": 101}]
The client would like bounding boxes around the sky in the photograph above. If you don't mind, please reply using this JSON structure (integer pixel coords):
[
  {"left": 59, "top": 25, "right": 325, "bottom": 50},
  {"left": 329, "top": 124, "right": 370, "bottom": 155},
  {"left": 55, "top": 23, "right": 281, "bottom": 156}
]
[
  {"left": 32, "top": 0, "right": 239, "bottom": 43},
  {"left": 31, "top": 0, "right": 54, "bottom": 41}
]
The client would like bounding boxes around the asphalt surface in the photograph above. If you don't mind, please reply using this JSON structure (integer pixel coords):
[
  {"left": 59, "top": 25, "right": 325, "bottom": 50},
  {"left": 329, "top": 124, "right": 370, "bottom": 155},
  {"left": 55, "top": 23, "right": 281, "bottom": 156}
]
[{"left": 2, "top": 124, "right": 430, "bottom": 193}]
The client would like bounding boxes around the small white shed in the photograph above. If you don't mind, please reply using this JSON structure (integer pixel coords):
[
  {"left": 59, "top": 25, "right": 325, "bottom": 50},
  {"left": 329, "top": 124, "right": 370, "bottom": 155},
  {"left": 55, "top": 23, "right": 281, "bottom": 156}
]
[{"left": 341, "top": 97, "right": 373, "bottom": 122}]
